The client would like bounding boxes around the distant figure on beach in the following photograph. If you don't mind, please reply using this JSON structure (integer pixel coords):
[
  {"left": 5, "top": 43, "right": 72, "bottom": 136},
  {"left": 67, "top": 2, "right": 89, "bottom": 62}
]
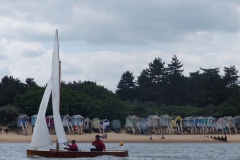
[
  {"left": 161, "top": 134, "right": 165, "bottom": 139},
  {"left": 64, "top": 140, "right": 79, "bottom": 151},
  {"left": 91, "top": 135, "right": 106, "bottom": 151},
  {"left": 5, "top": 128, "right": 8, "bottom": 134},
  {"left": 150, "top": 135, "right": 152, "bottom": 140}
]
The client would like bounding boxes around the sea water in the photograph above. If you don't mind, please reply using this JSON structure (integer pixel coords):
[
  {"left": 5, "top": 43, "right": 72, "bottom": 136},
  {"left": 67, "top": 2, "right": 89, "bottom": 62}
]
[{"left": 0, "top": 143, "right": 240, "bottom": 160}]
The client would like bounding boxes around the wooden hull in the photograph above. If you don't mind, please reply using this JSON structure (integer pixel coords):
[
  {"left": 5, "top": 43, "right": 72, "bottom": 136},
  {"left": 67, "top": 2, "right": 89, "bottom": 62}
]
[{"left": 26, "top": 149, "right": 129, "bottom": 158}]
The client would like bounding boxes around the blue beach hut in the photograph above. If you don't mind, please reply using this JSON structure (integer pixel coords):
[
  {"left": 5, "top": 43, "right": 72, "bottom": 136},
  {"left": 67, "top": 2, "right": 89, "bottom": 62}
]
[
  {"left": 182, "top": 117, "right": 194, "bottom": 134},
  {"left": 193, "top": 116, "right": 204, "bottom": 134},
  {"left": 30, "top": 114, "right": 37, "bottom": 133},
  {"left": 138, "top": 118, "right": 150, "bottom": 135},
  {"left": 111, "top": 119, "right": 121, "bottom": 133},
  {"left": 126, "top": 115, "right": 140, "bottom": 134},
  {"left": 159, "top": 115, "right": 172, "bottom": 134},
  {"left": 71, "top": 115, "right": 84, "bottom": 134},
  {"left": 17, "top": 114, "right": 29, "bottom": 135},
  {"left": 101, "top": 119, "right": 110, "bottom": 132}
]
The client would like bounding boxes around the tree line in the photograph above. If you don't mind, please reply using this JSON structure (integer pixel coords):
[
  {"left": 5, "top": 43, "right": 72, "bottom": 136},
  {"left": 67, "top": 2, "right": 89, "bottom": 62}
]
[{"left": 116, "top": 55, "right": 240, "bottom": 116}]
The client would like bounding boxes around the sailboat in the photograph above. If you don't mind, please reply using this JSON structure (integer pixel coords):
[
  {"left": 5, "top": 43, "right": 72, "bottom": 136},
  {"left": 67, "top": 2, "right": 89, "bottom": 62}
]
[{"left": 26, "top": 30, "right": 128, "bottom": 158}]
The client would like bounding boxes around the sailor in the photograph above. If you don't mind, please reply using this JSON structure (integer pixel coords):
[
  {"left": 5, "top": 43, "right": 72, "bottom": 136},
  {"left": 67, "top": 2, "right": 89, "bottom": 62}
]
[
  {"left": 91, "top": 135, "right": 106, "bottom": 151},
  {"left": 64, "top": 140, "right": 79, "bottom": 151}
]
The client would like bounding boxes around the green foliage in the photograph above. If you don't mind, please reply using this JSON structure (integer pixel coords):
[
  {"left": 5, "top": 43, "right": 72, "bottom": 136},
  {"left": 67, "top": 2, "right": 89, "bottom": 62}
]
[
  {"left": 0, "top": 105, "right": 20, "bottom": 126},
  {"left": 220, "top": 103, "right": 239, "bottom": 116}
]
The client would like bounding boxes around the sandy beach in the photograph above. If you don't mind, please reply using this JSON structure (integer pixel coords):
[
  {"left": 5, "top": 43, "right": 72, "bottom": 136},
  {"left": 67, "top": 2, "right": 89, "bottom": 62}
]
[{"left": 0, "top": 129, "right": 239, "bottom": 143}]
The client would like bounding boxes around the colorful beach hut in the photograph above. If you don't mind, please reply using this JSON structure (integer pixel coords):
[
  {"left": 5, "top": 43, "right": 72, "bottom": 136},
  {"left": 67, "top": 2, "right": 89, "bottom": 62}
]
[
  {"left": 92, "top": 118, "right": 101, "bottom": 133},
  {"left": 138, "top": 118, "right": 150, "bottom": 135},
  {"left": 46, "top": 115, "right": 55, "bottom": 134},
  {"left": 233, "top": 116, "right": 240, "bottom": 133},
  {"left": 193, "top": 116, "right": 204, "bottom": 134},
  {"left": 203, "top": 116, "right": 215, "bottom": 134},
  {"left": 30, "top": 114, "right": 37, "bottom": 133},
  {"left": 71, "top": 115, "right": 84, "bottom": 134},
  {"left": 17, "top": 114, "right": 29, "bottom": 136},
  {"left": 214, "top": 118, "right": 224, "bottom": 134},
  {"left": 101, "top": 119, "right": 110, "bottom": 133},
  {"left": 61, "top": 115, "right": 73, "bottom": 135},
  {"left": 171, "top": 116, "right": 183, "bottom": 133},
  {"left": 126, "top": 115, "right": 140, "bottom": 134},
  {"left": 159, "top": 115, "right": 172, "bottom": 134},
  {"left": 223, "top": 116, "right": 237, "bottom": 134},
  {"left": 111, "top": 119, "right": 121, "bottom": 133},
  {"left": 147, "top": 115, "right": 160, "bottom": 134},
  {"left": 182, "top": 117, "right": 194, "bottom": 134},
  {"left": 83, "top": 118, "right": 92, "bottom": 133}
]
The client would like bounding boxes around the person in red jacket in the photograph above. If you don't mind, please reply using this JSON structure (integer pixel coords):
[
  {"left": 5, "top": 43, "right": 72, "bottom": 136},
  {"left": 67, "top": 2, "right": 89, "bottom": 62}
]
[
  {"left": 64, "top": 140, "right": 79, "bottom": 151},
  {"left": 90, "top": 135, "right": 106, "bottom": 151}
]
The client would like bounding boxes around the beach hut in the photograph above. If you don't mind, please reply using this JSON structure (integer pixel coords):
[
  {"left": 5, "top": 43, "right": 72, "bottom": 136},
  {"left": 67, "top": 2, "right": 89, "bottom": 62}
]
[
  {"left": 92, "top": 118, "right": 101, "bottom": 133},
  {"left": 223, "top": 116, "right": 237, "bottom": 134},
  {"left": 30, "top": 114, "right": 37, "bottom": 133},
  {"left": 111, "top": 119, "right": 121, "bottom": 133},
  {"left": 233, "top": 116, "right": 240, "bottom": 133},
  {"left": 83, "top": 118, "right": 92, "bottom": 133},
  {"left": 147, "top": 115, "right": 160, "bottom": 134},
  {"left": 126, "top": 115, "right": 140, "bottom": 134},
  {"left": 182, "top": 117, "right": 194, "bottom": 134},
  {"left": 46, "top": 115, "right": 55, "bottom": 134},
  {"left": 101, "top": 119, "right": 110, "bottom": 133},
  {"left": 138, "top": 118, "right": 150, "bottom": 135},
  {"left": 171, "top": 116, "right": 183, "bottom": 134},
  {"left": 71, "top": 115, "right": 84, "bottom": 134},
  {"left": 203, "top": 116, "right": 215, "bottom": 134},
  {"left": 61, "top": 115, "right": 73, "bottom": 135},
  {"left": 214, "top": 118, "right": 224, "bottom": 134},
  {"left": 17, "top": 114, "right": 29, "bottom": 136},
  {"left": 193, "top": 116, "right": 204, "bottom": 134},
  {"left": 159, "top": 115, "right": 172, "bottom": 134}
]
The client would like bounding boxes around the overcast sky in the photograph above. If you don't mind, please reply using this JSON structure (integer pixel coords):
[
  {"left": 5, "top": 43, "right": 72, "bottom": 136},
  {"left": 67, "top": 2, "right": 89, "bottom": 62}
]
[{"left": 1, "top": 0, "right": 240, "bottom": 92}]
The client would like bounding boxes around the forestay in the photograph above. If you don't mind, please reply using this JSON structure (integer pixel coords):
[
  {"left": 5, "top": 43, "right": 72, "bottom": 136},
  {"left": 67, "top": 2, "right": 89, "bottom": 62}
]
[{"left": 30, "top": 79, "right": 52, "bottom": 149}]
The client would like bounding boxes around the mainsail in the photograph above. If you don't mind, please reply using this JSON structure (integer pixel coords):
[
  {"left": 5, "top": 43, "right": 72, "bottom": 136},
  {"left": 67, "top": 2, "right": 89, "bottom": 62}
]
[
  {"left": 51, "top": 29, "right": 68, "bottom": 144},
  {"left": 29, "top": 79, "right": 52, "bottom": 149}
]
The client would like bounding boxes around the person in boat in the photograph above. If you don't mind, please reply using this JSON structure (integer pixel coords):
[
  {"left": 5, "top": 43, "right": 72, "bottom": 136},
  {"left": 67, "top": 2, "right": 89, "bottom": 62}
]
[
  {"left": 91, "top": 135, "right": 106, "bottom": 151},
  {"left": 64, "top": 140, "right": 79, "bottom": 151}
]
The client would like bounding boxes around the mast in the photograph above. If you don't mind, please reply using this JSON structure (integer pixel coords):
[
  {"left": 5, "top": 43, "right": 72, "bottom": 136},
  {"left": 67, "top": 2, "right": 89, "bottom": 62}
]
[{"left": 56, "top": 61, "right": 61, "bottom": 151}]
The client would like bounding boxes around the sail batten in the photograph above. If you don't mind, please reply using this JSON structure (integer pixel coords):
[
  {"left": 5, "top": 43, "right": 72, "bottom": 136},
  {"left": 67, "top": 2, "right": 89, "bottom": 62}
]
[
  {"left": 52, "top": 29, "right": 68, "bottom": 144},
  {"left": 29, "top": 79, "right": 52, "bottom": 149}
]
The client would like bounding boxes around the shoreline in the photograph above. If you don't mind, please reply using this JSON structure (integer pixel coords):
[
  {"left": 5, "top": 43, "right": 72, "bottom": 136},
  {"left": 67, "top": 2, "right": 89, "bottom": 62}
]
[{"left": 0, "top": 130, "right": 239, "bottom": 143}]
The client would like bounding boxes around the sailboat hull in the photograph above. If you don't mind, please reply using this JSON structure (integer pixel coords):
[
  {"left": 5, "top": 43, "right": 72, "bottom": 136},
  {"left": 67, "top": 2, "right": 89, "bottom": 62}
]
[{"left": 26, "top": 149, "right": 129, "bottom": 158}]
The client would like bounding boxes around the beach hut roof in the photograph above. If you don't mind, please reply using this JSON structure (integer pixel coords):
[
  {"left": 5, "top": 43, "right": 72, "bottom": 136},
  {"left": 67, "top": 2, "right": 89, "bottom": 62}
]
[
  {"left": 223, "top": 116, "right": 233, "bottom": 120},
  {"left": 183, "top": 117, "right": 194, "bottom": 120},
  {"left": 17, "top": 114, "right": 29, "bottom": 119},
  {"left": 215, "top": 118, "right": 224, "bottom": 122},
  {"left": 139, "top": 118, "right": 149, "bottom": 122},
  {"left": 171, "top": 116, "right": 182, "bottom": 120},
  {"left": 71, "top": 115, "right": 84, "bottom": 118},
  {"left": 30, "top": 114, "right": 37, "bottom": 118},
  {"left": 61, "top": 115, "right": 71, "bottom": 119},
  {"left": 84, "top": 118, "right": 91, "bottom": 122},
  {"left": 111, "top": 119, "right": 120, "bottom": 122},
  {"left": 193, "top": 116, "right": 203, "bottom": 119},
  {"left": 160, "top": 115, "right": 170, "bottom": 119},
  {"left": 147, "top": 115, "right": 160, "bottom": 119},
  {"left": 234, "top": 116, "right": 240, "bottom": 119},
  {"left": 101, "top": 119, "right": 109, "bottom": 122},
  {"left": 205, "top": 116, "right": 214, "bottom": 119},
  {"left": 126, "top": 115, "right": 138, "bottom": 119}
]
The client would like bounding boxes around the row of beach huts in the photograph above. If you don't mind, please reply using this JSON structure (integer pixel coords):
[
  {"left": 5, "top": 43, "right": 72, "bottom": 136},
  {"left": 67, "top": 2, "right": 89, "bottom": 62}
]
[{"left": 16, "top": 114, "right": 240, "bottom": 136}]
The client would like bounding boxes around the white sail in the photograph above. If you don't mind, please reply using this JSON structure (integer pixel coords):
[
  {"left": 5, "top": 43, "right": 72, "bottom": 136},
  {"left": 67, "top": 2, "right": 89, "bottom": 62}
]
[
  {"left": 30, "top": 79, "right": 52, "bottom": 149},
  {"left": 52, "top": 29, "right": 68, "bottom": 144}
]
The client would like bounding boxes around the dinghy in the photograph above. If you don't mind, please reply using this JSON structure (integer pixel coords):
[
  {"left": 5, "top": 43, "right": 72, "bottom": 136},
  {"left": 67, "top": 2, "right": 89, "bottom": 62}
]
[{"left": 26, "top": 30, "right": 128, "bottom": 158}]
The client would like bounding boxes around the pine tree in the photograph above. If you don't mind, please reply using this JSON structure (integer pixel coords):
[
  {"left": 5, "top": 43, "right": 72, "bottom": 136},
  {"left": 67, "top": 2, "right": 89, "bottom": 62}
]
[{"left": 116, "top": 71, "right": 136, "bottom": 101}]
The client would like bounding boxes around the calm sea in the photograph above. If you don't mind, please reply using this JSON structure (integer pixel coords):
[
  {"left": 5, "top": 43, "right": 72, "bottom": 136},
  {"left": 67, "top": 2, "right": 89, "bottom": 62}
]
[{"left": 1, "top": 143, "right": 240, "bottom": 160}]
